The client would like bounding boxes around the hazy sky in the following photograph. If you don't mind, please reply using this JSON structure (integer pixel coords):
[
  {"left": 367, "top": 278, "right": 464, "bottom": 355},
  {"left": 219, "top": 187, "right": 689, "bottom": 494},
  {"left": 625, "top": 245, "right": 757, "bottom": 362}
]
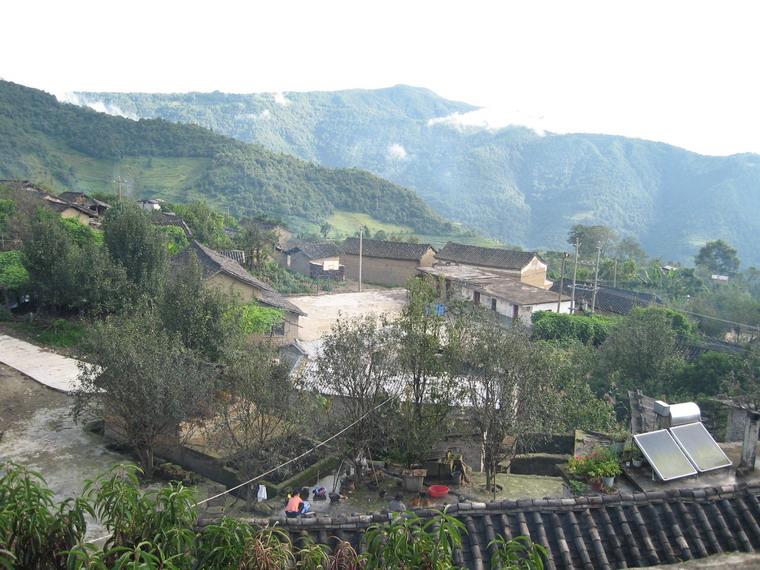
[{"left": 3, "top": 0, "right": 759, "bottom": 156}]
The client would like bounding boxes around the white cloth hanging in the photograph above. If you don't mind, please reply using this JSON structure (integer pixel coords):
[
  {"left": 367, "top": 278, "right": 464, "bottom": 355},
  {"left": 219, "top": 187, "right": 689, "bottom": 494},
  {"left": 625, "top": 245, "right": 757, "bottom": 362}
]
[{"left": 257, "top": 484, "right": 268, "bottom": 502}]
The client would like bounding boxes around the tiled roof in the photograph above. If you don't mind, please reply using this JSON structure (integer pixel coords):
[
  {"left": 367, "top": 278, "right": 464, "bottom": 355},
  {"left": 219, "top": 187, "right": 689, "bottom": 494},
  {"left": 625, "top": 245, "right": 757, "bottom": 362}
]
[
  {"left": 341, "top": 238, "right": 435, "bottom": 261},
  {"left": 207, "top": 482, "right": 760, "bottom": 569},
  {"left": 152, "top": 212, "right": 192, "bottom": 238},
  {"left": 285, "top": 242, "right": 341, "bottom": 260},
  {"left": 57, "top": 191, "right": 111, "bottom": 209},
  {"left": 436, "top": 242, "right": 542, "bottom": 271},
  {"left": 549, "top": 282, "right": 663, "bottom": 315},
  {"left": 172, "top": 241, "right": 305, "bottom": 316}
]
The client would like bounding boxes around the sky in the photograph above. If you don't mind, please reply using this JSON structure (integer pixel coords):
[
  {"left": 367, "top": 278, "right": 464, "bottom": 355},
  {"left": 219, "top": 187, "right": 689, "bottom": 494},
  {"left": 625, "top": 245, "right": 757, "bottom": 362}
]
[{"left": 3, "top": 0, "right": 760, "bottom": 156}]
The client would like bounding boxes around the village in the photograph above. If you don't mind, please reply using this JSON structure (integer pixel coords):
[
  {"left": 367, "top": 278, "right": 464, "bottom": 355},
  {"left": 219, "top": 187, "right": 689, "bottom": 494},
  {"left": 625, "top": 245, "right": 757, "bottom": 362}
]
[{"left": 3, "top": 184, "right": 760, "bottom": 568}]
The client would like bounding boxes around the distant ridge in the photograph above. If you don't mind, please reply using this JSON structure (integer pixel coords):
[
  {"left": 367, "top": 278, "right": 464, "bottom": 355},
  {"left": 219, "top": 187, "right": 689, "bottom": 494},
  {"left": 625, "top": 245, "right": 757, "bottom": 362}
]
[{"left": 72, "top": 85, "right": 760, "bottom": 267}]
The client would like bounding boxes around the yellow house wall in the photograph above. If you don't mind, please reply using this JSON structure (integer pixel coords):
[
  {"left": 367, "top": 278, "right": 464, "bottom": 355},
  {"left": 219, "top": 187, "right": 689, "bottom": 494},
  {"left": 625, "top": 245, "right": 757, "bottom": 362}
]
[{"left": 342, "top": 254, "right": 423, "bottom": 286}]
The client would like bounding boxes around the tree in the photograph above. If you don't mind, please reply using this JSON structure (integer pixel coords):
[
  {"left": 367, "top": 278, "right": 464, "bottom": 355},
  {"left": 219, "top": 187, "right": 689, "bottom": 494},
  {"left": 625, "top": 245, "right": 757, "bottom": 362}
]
[
  {"left": 103, "top": 201, "right": 168, "bottom": 300},
  {"left": 388, "top": 276, "right": 455, "bottom": 467},
  {"left": 73, "top": 308, "right": 216, "bottom": 476},
  {"left": 567, "top": 224, "right": 618, "bottom": 258},
  {"left": 615, "top": 236, "right": 648, "bottom": 264},
  {"left": 319, "top": 222, "right": 332, "bottom": 239},
  {"left": 160, "top": 251, "right": 245, "bottom": 362},
  {"left": 235, "top": 218, "right": 279, "bottom": 270},
  {"left": 695, "top": 239, "right": 740, "bottom": 274},
  {"left": 452, "top": 308, "right": 561, "bottom": 491},
  {"left": 208, "top": 344, "right": 304, "bottom": 509},
  {"left": 313, "top": 314, "right": 399, "bottom": 485},
  {"left": 596, "top": 306, "right": 687, "bottom": 397}
]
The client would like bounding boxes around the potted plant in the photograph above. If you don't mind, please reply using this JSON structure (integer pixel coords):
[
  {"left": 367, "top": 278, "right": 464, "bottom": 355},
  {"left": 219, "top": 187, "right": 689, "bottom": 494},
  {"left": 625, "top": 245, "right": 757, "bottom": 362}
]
[{"left": 632, "top": 448, "right": 645, "bottom": 468}]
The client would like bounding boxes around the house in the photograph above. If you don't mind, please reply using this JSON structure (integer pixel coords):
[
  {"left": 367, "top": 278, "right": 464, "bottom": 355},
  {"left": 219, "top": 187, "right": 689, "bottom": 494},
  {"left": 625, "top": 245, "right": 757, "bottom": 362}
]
[
  {"left": 281, "top": 242, "right": 344, "bottom": 281},
  {"left": 435, "top": 242, "right": 552, "bottom": 289},
  {"left": 138, "top": 198, "right": 165, "bottom": 211},
  {"left": 419, "top": 265, "right": 570, "bottom": 326},
  {"left": 549, "top": 281, "right": 663, "bottom": 316},
  {"left": 41, "top": 194, "right": 100, "bottom": 226},
  {"left": 151, "top": 211, "right": 193, "bottom": 239},
  {"left": 255, "top": 221, "right": 294, "bottom": 250},
  {"left": 57, "top": 191, "right": 111, "bottom": 216},
  {"left": 341, "top": 238, "right": 436, "bottom": 286},
  {"left": 172, "top": 241, "right": 305, "bottom": 343}
]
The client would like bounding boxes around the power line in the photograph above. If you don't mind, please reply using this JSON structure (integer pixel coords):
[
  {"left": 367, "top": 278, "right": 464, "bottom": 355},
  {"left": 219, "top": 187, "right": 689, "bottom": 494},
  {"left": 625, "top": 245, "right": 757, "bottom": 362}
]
[{"left": 87, "top": 393, "right": 397, "bottom": 544}]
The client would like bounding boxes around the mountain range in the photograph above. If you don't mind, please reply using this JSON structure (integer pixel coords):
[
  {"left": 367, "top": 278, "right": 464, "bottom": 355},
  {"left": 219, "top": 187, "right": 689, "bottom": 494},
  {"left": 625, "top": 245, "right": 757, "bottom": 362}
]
[
  {"left": 0, "top": 80, "right": 454, "bottom": 237},
  {"left": 69, "top": 85, "right": 760, "bottom": 267}
]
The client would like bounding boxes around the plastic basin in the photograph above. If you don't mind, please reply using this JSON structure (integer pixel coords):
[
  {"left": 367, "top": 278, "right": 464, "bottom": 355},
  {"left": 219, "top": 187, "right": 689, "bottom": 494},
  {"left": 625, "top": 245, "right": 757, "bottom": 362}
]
[{"left": 429, "top": 485, "right": 450, "bottom": 498}]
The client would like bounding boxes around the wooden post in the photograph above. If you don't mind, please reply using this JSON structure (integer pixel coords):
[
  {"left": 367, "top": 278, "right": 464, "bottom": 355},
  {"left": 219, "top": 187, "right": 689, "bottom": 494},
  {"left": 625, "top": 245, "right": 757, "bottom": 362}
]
[{"left": 740, "top": 410, "right": 760, "bottom": 471}]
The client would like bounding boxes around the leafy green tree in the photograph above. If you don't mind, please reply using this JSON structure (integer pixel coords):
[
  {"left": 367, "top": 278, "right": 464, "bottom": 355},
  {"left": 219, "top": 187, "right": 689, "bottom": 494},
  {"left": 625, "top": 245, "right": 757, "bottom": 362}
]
[
  {"left": 531, "top": 311, "right": 616, "bottom": 346},
  {"left": 208, "top": 344, "right": 304, "bottom": 509},
  {"left": 314, "top": 313, "right": 398, "bottom": 486},
  {"left": 695, "top": 239, "right": 740, "bottom": 274},
  {"left": 388, "top": 276, "right": 453, "bottom": 467},
  {"left": 73, "top": 308, "right": 217, "bottom": 476},
  {"left": 615, "top": 236, "right": 648, "bottom": 264},
  {"left": 160, "top": 251, "right": 245, "bottom": 362},
  {"left": 0, "top": 250, "right": 29, "bottom": 306},
  {"left": 567, "top": 224, "right": 618, "bottom": 257},
  {"left": 452, "top": 308, "right": 562, "bottom": 492},
  {"left": 596, "top": 306, "right": 688, "bottom": 396},
  {"left": 103, "top": 201, "right": 168, "bottom": 300},
  {"left": 235, "top": 218, "right": 279, "bottom": 269}
]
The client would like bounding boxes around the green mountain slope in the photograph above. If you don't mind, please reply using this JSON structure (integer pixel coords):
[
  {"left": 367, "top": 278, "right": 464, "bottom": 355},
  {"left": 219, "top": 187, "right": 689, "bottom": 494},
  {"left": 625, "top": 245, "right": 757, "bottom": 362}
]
[
  {"left": 72, "top": 85, "right": 760, "bottom": 266},
  {"left": 0, "top": 80, "right": 454, "bottom": 235}
]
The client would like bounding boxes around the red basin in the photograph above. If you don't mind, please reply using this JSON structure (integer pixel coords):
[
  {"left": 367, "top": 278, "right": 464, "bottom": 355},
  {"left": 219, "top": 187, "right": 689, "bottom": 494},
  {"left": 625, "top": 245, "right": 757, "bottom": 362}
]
[{"left": 429, "top": 485, "right": 450, "bottom": 498}]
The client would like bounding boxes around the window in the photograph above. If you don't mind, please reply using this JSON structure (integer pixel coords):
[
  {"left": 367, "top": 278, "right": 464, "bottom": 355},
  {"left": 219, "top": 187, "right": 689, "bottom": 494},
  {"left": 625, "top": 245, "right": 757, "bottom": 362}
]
[{"left": 491, "top": 298, "right": 497, "bottom": 311}]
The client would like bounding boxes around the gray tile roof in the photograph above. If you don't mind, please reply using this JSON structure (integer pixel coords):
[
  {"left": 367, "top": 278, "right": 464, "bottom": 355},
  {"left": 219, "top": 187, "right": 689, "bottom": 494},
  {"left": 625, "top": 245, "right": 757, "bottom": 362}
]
[
  {"left": 437, "top": 242, "right": 543, "bottom": 271},
  {"left": 204, "top": 482, "right": 760, "bottom": 569},
  {"left": 285, "top": 242, "right": 341, "bottom": 260},
  {"left": 172, "top": 241, "right": 305, "bottom": 316},
  {"left": 341, "top": 237, "right": 435, "bottom": 261}
]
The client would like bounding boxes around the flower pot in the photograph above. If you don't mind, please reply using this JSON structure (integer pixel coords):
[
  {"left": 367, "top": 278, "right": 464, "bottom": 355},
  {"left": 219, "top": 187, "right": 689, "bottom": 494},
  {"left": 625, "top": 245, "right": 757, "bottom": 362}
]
[
  {"left": 632, "top": 458, "right": 644, "bottom": 468},
  {"left": 589, "top": 477, "right": 604, "bottom": 491},
  {"left": 602, "top": 476, "right": 615, "bottom": 488}
]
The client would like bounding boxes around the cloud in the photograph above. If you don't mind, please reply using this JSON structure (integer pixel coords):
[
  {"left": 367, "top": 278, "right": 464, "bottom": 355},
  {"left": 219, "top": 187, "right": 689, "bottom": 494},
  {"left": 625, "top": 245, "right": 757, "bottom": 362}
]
[
  {"left": 238, "top": 109, "right": 271, "bottom": 121},
  {"left": 56, "top": 92, "right": 138, "bottom": 120},
  {"left": 387, "top": 143, "right": 409, "bottom": 161},
  {"left": 427, "top": 107, "right": 547, "bottom": 136}
]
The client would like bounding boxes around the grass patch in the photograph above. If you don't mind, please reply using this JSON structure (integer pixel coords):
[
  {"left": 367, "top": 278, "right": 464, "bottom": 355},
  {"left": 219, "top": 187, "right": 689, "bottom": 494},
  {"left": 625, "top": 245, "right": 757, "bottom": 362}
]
[
  {"left": 326, "top": 211, "right": 414, "bottom": 237},
  {"left": 12, "top": 318, "right": 87, "bottom": 347}
]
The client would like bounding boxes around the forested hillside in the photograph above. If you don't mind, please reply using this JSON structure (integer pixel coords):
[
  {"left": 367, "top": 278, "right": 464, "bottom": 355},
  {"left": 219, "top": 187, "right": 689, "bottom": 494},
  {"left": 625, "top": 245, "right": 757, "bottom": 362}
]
[
  {"left": 0, "top": 81, "right": 454, "bottom": 235},
  {"left": 72, "top": 85, "right": 760, "bottom": 266}
]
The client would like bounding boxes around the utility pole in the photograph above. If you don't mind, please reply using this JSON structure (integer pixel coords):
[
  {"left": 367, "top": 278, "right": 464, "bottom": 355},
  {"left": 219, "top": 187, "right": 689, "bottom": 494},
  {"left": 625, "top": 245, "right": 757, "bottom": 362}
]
[
  {"left": 556, "top": 252, "right": 569, "bottom": 313},
  {"left": 571, "top": 240, "right": 580, "bottom": 314},
  {"left": 613, "top": 258, "right": 618, "bottom": 288},
  {"left": 358, "top": 226, "right": 364, "bottom": 292},
  {"left": 591, "top": 244, "right": 601, "bottom": 316}
]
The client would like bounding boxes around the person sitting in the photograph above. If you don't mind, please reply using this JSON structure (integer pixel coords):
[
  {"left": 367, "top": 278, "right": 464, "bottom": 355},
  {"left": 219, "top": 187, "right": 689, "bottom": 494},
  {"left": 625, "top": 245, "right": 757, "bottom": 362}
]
[
  {"left": 388, "top": 493, "right": 406, "bottom": 512},
  {"left": 285, "top": 493, "right": 304, "bottom": 518}
]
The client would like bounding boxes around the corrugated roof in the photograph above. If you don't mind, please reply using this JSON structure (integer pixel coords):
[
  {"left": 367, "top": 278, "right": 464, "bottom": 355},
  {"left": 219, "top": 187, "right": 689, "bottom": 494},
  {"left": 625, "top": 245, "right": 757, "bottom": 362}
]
[
  {"left": 172, "top": 241, "right": 305, "bottom": 316},
  {"left": 341, "top": 237, "right": 435, "bottom": 261},
  {"left": 419, "top": 265, "right": 568, "bottom": 306},
  {"left": 550, "top": 282, "right": 663, "bottom": 315},
  {"left": 436, "top": 242, "right": 542, "bottom": 271}
]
